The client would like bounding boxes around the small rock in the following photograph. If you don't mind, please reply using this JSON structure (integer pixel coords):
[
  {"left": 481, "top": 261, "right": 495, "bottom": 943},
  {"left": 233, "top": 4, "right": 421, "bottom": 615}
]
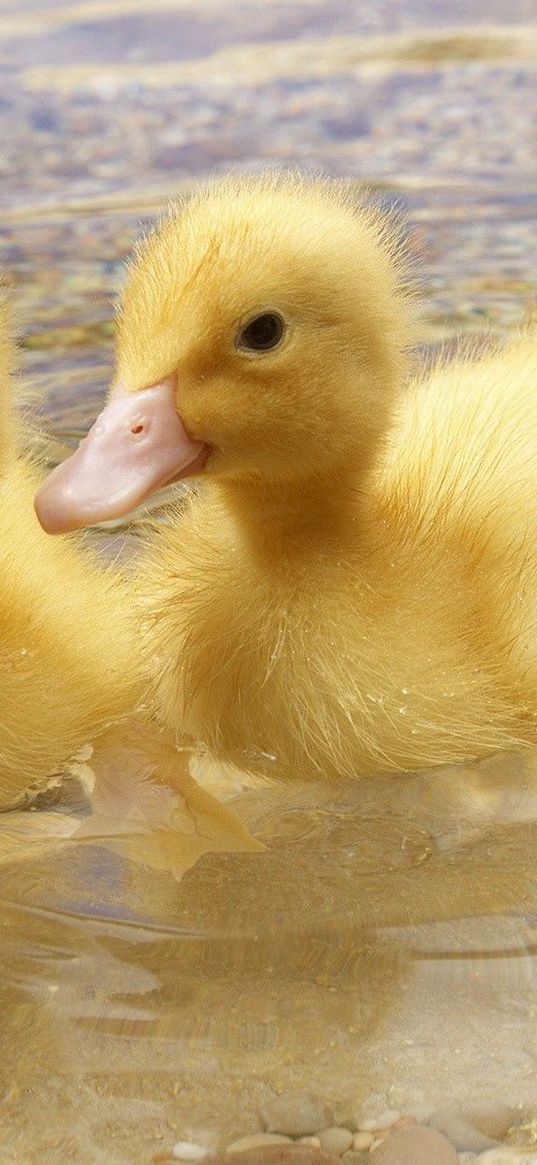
[
  {"left": 260, "top": 1093, "right": 333, "bottom": 1137},
  {"left": 360, "top": 1112, "right": 401, "bottom": 1133},
  {"left": 370, "top": 1125, "right": 458, "bottom": 1164},
  {"left": 172, "top": 1143, "right": 209, "bottom": 1161},
  {"left": 352, "top": 1134, "right": 374, "bottom": 1152},
  {"left": 297, "top": 1139, "right": 321, "bottom": 1148},
  {"left": 319, "top": 1129, "right": 353, "bottom": 1156},
  {"left": 428, "top": 1107, "right": 515, "bottom": 1152},
  {"left": 226, "top": 1136, "right": 292, "bottom": 1153}
]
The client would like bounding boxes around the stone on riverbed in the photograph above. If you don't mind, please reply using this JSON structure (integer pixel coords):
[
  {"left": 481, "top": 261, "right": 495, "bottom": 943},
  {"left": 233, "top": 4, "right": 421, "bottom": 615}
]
[
  {"left": 172, "top": 1142, "right": 211, "bottom": 1161},
  {"left": 369, "top": 1124, "right": 458, "bottom": 1164},
  {"left": 318, "top": 1128, "right": 353, "bottom": 1155},
  {"left": 260, "top": 1092, "right": 333, "bottom": 1137},
  {"left": 226, "top": 1136, "right": 293, "bottom": 1153},
  {"left": 428, "top": 1105, "right": 516, "bottom": 1152}
]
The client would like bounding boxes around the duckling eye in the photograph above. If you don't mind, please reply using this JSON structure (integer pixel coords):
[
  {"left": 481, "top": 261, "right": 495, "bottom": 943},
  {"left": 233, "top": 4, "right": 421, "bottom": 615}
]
[{"left": 236, "top": 312, "right": 285, "bottom": 353}]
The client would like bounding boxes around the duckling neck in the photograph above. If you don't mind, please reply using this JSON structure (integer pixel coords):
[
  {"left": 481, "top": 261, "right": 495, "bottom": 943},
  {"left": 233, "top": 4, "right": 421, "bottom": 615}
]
[{"left": 212, "top": 469, "right": 370, "bottom": 559}]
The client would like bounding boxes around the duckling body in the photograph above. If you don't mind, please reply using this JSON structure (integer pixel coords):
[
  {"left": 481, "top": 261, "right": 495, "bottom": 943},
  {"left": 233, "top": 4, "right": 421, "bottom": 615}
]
[
  {"left": 0, "top": 305, "right": 140, "bottom": 807},
  {"left": 35, "top": 176, "right": 537, "bottom": 780},
  {"left": 137, "top": 338, "right": 535, "bottom": 780}
]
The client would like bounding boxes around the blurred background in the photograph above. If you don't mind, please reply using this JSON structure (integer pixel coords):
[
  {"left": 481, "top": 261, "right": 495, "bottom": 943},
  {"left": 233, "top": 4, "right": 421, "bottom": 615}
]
[{"left": 0, "top": 0, "right": 535, "bottom": 448}]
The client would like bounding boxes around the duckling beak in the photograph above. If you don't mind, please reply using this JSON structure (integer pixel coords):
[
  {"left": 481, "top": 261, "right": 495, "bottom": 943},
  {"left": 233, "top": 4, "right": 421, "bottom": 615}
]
[{"left": 34, "top": 378, "right": 207, "bottom": 533}]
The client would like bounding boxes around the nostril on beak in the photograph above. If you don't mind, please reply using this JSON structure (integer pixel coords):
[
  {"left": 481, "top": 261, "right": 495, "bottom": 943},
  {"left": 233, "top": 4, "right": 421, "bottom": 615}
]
[{"left": 128, "top": 414, "right": 148, "bottom": 437}]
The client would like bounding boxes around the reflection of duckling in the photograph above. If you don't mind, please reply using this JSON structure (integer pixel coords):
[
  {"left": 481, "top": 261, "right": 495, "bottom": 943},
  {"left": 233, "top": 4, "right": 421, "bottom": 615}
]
[
  {"left": 36, "top": 174, "right": 537, "bottom": 780},
  {"left": 0, "top": 297, "right": 141, "bottom": 808}
]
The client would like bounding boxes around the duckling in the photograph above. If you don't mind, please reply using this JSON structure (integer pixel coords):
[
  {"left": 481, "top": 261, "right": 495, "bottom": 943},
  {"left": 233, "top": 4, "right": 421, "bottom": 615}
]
[
  {"left": 0, "top": 295, "right": 141, "bottom": 808},
  {"left": 35, "top": 173, "right": 537, "bottom": 781}
]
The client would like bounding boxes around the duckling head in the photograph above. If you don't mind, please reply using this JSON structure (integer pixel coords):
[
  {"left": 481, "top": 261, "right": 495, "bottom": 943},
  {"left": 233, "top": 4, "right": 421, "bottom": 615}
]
[{"left": 35, "top": 174, "right": 411, "bottom": 533}]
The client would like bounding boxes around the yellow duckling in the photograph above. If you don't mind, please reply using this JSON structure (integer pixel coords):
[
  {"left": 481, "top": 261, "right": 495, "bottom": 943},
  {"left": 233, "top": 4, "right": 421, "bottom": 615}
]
[
  {"left": 35, "top": 173, "right": 537, "bottom": 781},
  {"left": 0, "top": 296, "right": 141, "bottom": 808}
]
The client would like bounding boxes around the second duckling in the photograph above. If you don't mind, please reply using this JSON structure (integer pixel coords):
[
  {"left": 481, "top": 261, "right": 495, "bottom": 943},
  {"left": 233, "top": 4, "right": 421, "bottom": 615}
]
[{"left": 0, "top": 299, "right": 141, "bottom": 807}]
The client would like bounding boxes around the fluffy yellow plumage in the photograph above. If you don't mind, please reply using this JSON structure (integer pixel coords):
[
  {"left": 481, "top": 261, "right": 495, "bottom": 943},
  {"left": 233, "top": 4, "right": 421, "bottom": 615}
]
[
  {"left": 36, "top": 173, "right": 537, "bottom": 780},
  {"left": 0, "top": 300, "right": 141, "bottom": 807}
]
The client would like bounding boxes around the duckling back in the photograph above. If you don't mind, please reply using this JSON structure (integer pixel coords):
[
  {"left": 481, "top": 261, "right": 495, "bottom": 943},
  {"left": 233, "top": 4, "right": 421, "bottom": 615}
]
[{"left": 387, "top": 331, "right": 537, "bottom": 699}]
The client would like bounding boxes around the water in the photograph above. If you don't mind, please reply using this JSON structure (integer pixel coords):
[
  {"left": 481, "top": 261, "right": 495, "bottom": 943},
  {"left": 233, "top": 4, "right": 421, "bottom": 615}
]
[
  {"left": 1, "top": 1, "right": 537, "bottom": 1161},
  {"left": 3, "top": 756, "right": 537, "bottom": 1161}
]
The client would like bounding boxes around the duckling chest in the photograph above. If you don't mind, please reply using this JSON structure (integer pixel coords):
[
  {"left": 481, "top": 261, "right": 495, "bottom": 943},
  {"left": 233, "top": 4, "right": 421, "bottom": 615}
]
[
  {"left": 148, "top": 561, "right": 304, "bottom": 771},
  {"left": 141, "top": 511, "right": 523, "bottom": 776},
  {"left": 143, "top": 543, "right": 417, "bottom": 779}
]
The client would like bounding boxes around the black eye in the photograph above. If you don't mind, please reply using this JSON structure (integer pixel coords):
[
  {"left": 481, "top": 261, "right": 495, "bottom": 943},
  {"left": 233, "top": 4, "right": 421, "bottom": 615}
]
[{"left": 236, "top": 312, "right": 286, "bottom": 353}]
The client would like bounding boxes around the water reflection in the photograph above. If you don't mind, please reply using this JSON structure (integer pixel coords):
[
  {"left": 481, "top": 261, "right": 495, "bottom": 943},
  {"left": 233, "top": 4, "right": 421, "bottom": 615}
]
[{"left": 2, "top": 747, "right": 537, "bottom": 1158}]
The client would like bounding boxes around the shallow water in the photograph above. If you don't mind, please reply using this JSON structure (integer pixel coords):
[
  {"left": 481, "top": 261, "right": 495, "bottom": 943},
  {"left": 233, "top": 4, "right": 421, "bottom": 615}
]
[
  {"left": 4, "top": 755, "right": 537, "bottom": 1162},
  {"left": 1, "top": 1, "right": 537, "bottom": 1161}
]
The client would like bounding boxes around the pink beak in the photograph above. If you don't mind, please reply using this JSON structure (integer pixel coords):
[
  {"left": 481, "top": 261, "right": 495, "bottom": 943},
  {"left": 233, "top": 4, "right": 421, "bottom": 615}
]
[{"left": 34, "top": 378, "right": 207, "bottom": 534}]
